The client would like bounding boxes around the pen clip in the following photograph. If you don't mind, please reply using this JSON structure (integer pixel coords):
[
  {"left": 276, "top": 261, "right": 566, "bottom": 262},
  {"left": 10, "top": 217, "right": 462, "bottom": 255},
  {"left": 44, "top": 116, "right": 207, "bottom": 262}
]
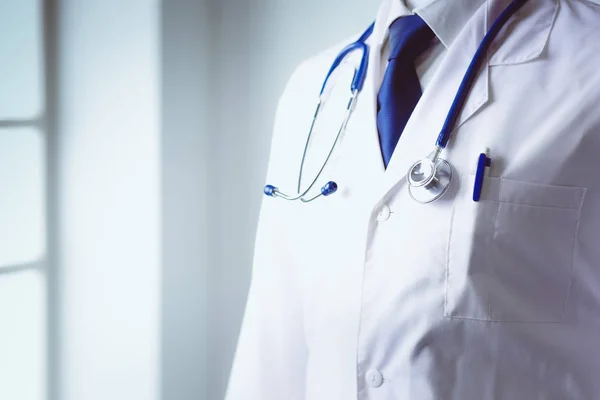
[{"left": 473, "top": 152, "right": 491, "bottom": 202}]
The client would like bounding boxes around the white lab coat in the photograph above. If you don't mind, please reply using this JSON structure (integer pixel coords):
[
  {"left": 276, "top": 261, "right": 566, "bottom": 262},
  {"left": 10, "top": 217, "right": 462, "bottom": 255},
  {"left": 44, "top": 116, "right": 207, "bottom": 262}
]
[{"left": 226, "top": 0, "right": 600, "bottom": 398}]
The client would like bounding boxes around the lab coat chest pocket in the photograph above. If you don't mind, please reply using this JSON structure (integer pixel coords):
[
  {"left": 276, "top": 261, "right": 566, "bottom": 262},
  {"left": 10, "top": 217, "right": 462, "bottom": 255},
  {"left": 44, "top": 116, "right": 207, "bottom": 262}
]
[{"left": 446, "top": 175, "right": 586, "bottom": 323}]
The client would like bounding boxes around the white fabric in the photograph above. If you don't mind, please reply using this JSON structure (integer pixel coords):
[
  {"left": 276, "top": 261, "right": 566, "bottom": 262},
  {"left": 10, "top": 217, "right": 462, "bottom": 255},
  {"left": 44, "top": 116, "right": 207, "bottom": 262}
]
[{"left": 226, "top": 0, "right": 600, "bottom": 399}]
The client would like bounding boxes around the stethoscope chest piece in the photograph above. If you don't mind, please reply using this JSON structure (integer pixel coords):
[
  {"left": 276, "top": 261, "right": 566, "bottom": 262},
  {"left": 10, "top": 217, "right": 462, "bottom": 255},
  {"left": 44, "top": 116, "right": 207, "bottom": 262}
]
[{"left": 407, "top": 157, "right": 452, "bottom": 204}]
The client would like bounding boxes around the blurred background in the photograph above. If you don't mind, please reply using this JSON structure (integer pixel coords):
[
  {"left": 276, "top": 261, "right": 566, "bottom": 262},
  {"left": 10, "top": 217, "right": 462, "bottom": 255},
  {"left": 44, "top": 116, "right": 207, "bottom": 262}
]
[{"left": 0, "top": 0, "right": 377, "bottom": 399}]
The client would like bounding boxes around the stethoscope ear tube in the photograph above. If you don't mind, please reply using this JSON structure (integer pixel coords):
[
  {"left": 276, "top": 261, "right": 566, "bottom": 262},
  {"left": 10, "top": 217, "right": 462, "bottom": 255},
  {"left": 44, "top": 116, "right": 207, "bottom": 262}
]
[
  {"left": 319, "top": 38, "right": 370, "bottom": 96},
  {"left": 265, "top": 23, "right": 373, "bottom": 203}
]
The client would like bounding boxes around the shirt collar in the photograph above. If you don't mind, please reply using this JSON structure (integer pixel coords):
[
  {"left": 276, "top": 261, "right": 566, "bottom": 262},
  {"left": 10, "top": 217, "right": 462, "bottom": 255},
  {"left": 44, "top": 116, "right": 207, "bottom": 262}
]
[
  {"left": 372, "top": 0, "right": 487, "bottom": 50},
  {"left": 384, "top": 0, "right": 412, "bottom": 32},
  {"left": 417, "top": 0, "right": 487, "bottom": 48}
]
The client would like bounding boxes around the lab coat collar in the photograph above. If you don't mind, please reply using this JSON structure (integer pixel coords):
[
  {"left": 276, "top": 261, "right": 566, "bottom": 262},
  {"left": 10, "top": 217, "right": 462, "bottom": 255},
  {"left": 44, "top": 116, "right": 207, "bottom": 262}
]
[
  {"left": 487, "top": 0, "right": 559, "bottom": 66},
  {"left": 369, "top": 0, "right": 559, "bottom": 206},
  {"left": 370, "top": 0, "right": 488, "bottom": 51}
]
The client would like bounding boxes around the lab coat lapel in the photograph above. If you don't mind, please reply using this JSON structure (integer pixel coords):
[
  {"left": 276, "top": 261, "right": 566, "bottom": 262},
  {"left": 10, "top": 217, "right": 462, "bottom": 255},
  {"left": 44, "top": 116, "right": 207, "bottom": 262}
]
[
  {"left": 488, "top": 0, "right": 559, "bottom": 66},
  {"left": 372, "top": 0, "right": 558, "bottom": 206}
]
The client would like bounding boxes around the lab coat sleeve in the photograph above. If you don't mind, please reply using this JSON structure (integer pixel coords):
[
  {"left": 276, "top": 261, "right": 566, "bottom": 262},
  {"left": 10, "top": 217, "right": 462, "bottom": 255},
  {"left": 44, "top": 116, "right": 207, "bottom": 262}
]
[{"left": 225, "top": 64, "right": 309, "bottom": 400}]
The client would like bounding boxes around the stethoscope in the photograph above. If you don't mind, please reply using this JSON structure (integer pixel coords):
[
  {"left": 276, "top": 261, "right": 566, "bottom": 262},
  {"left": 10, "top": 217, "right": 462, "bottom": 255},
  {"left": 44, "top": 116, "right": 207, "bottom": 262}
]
[{"left": 264, "top": 0, "right": 529, "bottom": 204}]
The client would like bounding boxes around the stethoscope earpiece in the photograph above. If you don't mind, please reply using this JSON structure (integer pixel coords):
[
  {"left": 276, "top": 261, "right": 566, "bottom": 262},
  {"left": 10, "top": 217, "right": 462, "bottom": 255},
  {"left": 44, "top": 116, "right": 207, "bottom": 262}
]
[{"left": 321, "top": 181, "right": 338, "bottom": 197}]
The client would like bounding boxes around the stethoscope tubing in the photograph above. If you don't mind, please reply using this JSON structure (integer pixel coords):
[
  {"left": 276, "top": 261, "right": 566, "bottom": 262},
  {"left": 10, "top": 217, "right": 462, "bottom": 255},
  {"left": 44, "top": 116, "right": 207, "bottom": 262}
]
[
  {"left": 436, "top": 0, "right": 529, "bottom": 149},
  {"left": 297, "top": 92, "right": 360, "bottom": 202},
  {"left": 264, "top": 0, "right": 530, "bottom": 203}
]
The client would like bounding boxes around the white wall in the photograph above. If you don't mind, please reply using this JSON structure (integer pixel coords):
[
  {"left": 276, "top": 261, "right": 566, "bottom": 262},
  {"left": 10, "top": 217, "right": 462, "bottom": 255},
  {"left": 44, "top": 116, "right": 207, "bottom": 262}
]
[
  {"left": 208, "top": 2, "right": 379, "bottom": 399},
  {"left": 161, "top": 1, "right": 210, "bottom": 399},
  {"left": 56, "top": 1, "right": 160, "bottom": 399}
]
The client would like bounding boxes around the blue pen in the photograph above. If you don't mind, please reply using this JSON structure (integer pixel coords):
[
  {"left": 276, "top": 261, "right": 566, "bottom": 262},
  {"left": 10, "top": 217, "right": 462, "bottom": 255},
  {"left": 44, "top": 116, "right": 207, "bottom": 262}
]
[{"left": 473, "top": 150, "right": 492, "bottom": 202}]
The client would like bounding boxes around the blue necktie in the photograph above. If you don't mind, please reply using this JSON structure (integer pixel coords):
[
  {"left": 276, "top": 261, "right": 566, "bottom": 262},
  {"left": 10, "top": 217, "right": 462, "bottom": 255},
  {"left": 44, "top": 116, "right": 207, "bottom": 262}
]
[{"left": 377, "top": 15, "right": 434, "bottom": 168}]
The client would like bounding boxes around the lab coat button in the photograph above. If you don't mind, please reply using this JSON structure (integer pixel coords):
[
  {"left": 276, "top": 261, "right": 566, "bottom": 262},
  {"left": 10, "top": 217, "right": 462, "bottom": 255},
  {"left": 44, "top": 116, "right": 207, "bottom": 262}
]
[
  {"left": 376, "top": 205, "right": 391, "bottom": 222},
  {"left": 366, "top": 369, "right": 383, "bottom": 388}
]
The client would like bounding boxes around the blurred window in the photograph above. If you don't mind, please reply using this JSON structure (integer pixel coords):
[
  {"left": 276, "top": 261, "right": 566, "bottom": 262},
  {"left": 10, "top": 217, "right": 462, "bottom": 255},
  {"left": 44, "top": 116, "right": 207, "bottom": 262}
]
[{"left": 0, "top": 1, "right": 47, "bottom": 399}]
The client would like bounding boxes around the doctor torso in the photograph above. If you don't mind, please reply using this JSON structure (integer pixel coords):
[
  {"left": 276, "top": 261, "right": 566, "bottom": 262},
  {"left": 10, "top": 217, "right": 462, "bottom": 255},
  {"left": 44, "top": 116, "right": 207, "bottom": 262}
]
[{"left": 226, "top": 0, "right": 600, "bottom": 399}]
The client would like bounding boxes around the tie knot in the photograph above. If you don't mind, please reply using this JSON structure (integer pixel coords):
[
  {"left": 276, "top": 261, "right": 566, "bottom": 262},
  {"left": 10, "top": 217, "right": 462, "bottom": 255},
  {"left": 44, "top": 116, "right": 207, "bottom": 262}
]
[{"left": 388, "top": 14, "right": 434, "bottom": 61}]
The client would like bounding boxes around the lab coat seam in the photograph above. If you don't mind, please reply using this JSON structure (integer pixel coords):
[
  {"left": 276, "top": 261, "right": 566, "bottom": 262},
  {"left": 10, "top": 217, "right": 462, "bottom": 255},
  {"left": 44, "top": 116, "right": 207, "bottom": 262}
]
[
  {"left": 483, "top": 199, "right": 583, "bottom": 211},
  {"left": 489, "top": 179, "right": 504, "bottom": 322},
  {"left": 354, "top": 216, "right": 373, "bottom": 398},
  {"left": 445, "top": 315, "right": 570, "bottom": 324},
  {"left": 561, "top": 186, "right": 587, "bottom": 319},
  {"left": 574, "top": 0, "right": 600, "bottom": 9},
  {"left": 444, "top": 189, "right": 459, "bottom": 318},
  {"left": 483, "top": 174, "right": 586, "bottom": 209}
]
